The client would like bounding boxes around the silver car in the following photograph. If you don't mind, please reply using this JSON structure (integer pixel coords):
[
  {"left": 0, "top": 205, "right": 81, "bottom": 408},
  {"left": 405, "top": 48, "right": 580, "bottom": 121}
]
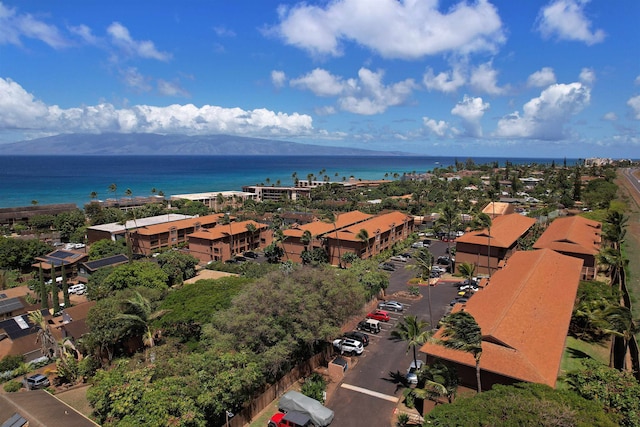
[{"left": 377, "top": 300, "right": 404, "bottom": 312}]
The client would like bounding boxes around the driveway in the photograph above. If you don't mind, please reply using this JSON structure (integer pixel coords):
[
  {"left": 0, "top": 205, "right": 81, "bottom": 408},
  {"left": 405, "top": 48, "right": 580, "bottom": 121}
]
[{"left": 325, "top": 240, "right": 460, "bottom": 426}]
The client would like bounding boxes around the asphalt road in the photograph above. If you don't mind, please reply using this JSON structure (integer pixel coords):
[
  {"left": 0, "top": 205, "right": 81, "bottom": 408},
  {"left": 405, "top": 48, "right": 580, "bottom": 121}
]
[
  {"left": 325, "top": 240, "right": 461, "bottom": 427},
  {"left": 622, "top": 168, "right": 640, "bottom": 195}
]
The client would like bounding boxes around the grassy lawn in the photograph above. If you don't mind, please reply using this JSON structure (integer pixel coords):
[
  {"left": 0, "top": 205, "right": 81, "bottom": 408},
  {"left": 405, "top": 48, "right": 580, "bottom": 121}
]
[
  {"left": 557, "top": 336, "right": 610, "bottom": 389},
  {"left": 55, "top": 384, "right": 94, "bottom": 418}
]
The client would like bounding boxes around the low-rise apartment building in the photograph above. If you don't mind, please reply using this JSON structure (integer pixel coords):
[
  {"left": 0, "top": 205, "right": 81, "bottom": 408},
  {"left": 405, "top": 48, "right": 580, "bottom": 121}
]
[
  {"left": 129, "top": 214, "right": 226, "bottom": 256},
  {"left": 188, "top": 220, "right": 272, "bottom": 263},
  {"left": 533, "top": 215, "right": 602, "bottom": 280}
]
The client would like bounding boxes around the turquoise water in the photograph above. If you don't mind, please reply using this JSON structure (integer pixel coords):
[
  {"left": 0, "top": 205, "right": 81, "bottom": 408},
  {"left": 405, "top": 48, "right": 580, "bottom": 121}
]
[{"left": 0, "top": 155, "right": 565, "bottom": 208}]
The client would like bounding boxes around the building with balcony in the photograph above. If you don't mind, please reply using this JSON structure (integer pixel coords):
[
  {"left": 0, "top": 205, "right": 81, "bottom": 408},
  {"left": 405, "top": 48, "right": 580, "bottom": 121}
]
[
  {"left": 533, "top": 215, "right": 601, "bottom": 280},
  {"left": 188, "top": 220, "right": 272, "bottom": 263}
]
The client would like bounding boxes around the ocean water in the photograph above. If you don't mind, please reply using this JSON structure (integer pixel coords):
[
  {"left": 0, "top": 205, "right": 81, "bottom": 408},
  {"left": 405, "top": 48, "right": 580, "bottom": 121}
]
[{"left": 0, "top": 155, "right": 565, "bottom": 208}]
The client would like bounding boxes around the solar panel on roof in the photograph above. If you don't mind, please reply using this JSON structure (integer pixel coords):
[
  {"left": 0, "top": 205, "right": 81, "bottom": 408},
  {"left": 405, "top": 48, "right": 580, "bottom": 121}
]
[
  {"left": 50, "top": 250, "right": 75, "bottom": 258},
  {"left": 44, "top": 257, "right": 65, "bottom": 266},
  {"left": 0, "top": 316, "right": 34, "bottom": 340},
  {"left": 0, "top": 298, "right": 24, "bottom": 315},
  {"left": 84, "top": 254, "right": 128, "bottom": 270}
]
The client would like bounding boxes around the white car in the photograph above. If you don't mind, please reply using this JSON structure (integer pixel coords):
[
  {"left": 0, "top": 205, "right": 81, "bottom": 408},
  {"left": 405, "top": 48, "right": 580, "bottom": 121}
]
[
  {"left": 68, "top": 284, "right": 87, "bottom": 295},
  {"left": 390, "top": 255, "right": 408, "bottom": 263},
  {"left": 406, "top": 360, "right": 424, "bottom": 385},
  {"left": 333, "top": 338, "right": 364, "bottom": 355},
  {"left": 377, "top": 300, "right": 404, "bottom": 312}
]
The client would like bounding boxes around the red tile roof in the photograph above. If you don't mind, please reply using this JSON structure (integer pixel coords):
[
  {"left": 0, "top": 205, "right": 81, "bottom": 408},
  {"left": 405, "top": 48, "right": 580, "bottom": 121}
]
[
  {"left": 456, "top": 214, "right": 536, "bottom": 248},
  {"left": 283, "top": 211, "right": 372, "bottom": 238},
  {"left": 188, "top": 220, "right": 268, "bottom": 240},
  {"left": 135, "top": 214, "right": 225, "bottom": 235},
  {"left": 420, "top": 249, "right": 583, "bottom": 387},
  {"left": 334, "top": 211, "right": 413, "bottom": 242},
  {"left": 533, "top": 216, "right": 601, "bottom": 255}
]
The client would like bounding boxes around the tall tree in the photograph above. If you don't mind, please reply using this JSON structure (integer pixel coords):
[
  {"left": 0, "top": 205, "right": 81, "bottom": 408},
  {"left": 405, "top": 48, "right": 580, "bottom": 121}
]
[
  {"left": 355, "top": 228, "right": 370, "bottom": 259},
  {"left": 457, "top": 262, "right": 476, "bottom": 285},
  {"left": 39, "top": 263, "right": 49, "bottom": 309},
  {"left": 116, "top": 291, "right": 167, "bottom": 363},
  {"left": 435, "top": 311, "right": 483, "bottom": 393},
  {"left": 28, "top": 309, "right": 58, "bottom": 359},
  {"left": 245, "top": 222, "right": 258, "bottom": 251},
  {"left": 436, "top": 203, "right": 460, "bottom": 273},
  {"left": 391, "top": 315, "right": 431, "bottom": 376},
  {"left": 51, "top": 267, "right": 60, "bottom": 312},
  {"left": 61, "top": 263, "right": 70, "bottom": 308},
  {"left": 409, "top": 248, "right": 435, "bottom": 327},
  {"left": 472, "top": 212, "right": 492, "bottom": 276},
  {"left": 108, "top": 183, "right": 118, "bottom": 203}
]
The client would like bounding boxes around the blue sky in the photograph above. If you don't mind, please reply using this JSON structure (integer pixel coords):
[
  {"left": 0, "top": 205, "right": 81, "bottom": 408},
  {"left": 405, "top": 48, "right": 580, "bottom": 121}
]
[{"left": 0, "top": 0, "right": 638, "bottom": 158}]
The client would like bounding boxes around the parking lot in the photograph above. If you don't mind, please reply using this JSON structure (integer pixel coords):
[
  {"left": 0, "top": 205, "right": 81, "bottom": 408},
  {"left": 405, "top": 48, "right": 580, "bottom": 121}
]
[{"left": 325, "top": 240, "right": 462, "bottom": 426}]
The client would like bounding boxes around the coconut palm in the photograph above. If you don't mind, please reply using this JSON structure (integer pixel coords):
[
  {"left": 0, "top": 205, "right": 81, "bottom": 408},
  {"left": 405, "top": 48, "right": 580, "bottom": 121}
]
[
  {"left": 435, "top": 203, "right": 460, "bottom": 273},
  {"left": 391, "top": 315, "right": 431, "bottom": 376},
  {"left": 599, "top": 305, "right": 638, "bottom": 369},
  {"left": 408, "top": 248, "right": 435, "bottom": 327},
  {"left": 598, "top": 246, "right": 628, "bottom": 291},
  {"left": 434, "top": 311, "right": 483, "bottom": 393},
  {"left": 116, "top": 292, "right": 168, "bottom": 363},
  {"left": 301, "top": 230, "right": 312, "bottom": 251},
  {"left": 29, "top": 309, "right": 58, "bottom": 359},
  {"left": 108, "top": 183, "right": 118, "bottom": 203},
  {"left": 355, "top": 228, "right": 370, "bottom": 259},
  {"left": 245, "top": 222, "right": 258, "bottom": 250},
  {"left": 90, "top": 191, "right": 98, "bottom": 201},
  {"left": 411, "top": 362, "right": 459, "bottom": 404},
  {"left": 322, "top": 211, "right": 342, "bottom": 267},
  {"left": 457, "top": 262, "right": 476, "bottom": 285},
  {"left": 471, "top": 212, "right": 492, "bottom": 275},
  {"left": 602, "top": 211, "right": 627, "bottom": 251}
]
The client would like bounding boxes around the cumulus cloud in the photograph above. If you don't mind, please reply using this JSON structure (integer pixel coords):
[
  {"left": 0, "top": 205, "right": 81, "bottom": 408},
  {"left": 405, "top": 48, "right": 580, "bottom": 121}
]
[
  {"left": 422, "top": 117, "right": 450, "bottom": 137},
  {"left": 0, "top": 1, "right": 69, "bottom": 48},
  {"left": 107, "top": 22, "right": 171, "bottom": 61},
  {"left": 423, "top": 66, "right": 466, "bottom": 93},
  {"left": 271, "top": 70, "right": 287, "bottom": 89},
  {"left": 121, "top": 67, "right": 152, "bottom": 92},
  {"left": 469, "top": 62, "right": 506, "bottom": 95},
  {"left": 290, "top": 68, "right": 345, "bottom": 97},
  {"left": 536, "top": 0, "right": 605, "bottom": 45},
  {"left": 628, "top": 95, "right": 640, "bottom": 120},
  {"left": 291, "top": 67, "right": 416, "bottom": 115},
  {"left": 0, "top": 77, "right": 312, "bottom": 137},
  {"left": 273, "top": 0, "right": 504, "bottom": 59},
  {"left": 527, "top": 67, "right": 556, "bottom": 87},
  {"left": 451, "top": 95, "right": 489, "bottom": 137},
  {"left": 603, "top": 112, "right": 617, "bottom": 121},
  {"left": 495, "top": 82, "right": 590, "bottom": 139},
  {"left": 579, "top": 67, "right": 596, "bottom": 85}
]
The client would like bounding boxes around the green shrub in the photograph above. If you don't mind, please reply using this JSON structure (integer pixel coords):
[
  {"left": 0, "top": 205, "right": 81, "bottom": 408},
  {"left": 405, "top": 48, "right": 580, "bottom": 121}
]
[
  {"left": 0, "top": 354, "right": 24, "bottom": 372},
  {"left": 396, "top": 413, "right": 410, "bottom": 427},
  {"left": 3, "top": 380, "right": 22, "bottom": 392},
  {"left": 408, "top": 286, "right": 420, "bottom": 296},
  {"left": 300, "top": 373, "right": 327, "bottom": 404}
]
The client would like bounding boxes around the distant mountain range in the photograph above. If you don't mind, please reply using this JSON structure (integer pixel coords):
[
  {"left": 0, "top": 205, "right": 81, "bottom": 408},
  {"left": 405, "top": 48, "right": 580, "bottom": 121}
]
[{"left": 0, "top": 133, "right": 407, "bottom": 156}]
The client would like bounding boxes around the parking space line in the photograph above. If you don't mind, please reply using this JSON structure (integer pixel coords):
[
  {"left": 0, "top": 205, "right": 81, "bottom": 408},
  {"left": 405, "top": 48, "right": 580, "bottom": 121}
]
[{"left": 340, "top": 383, "right": 399, "bottom": 402}]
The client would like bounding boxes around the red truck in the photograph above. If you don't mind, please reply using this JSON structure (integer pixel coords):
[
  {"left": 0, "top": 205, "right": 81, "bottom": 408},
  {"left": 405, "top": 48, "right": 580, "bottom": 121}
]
[{"left": 268, "top": 411, "right": 315, "bottom": 427}]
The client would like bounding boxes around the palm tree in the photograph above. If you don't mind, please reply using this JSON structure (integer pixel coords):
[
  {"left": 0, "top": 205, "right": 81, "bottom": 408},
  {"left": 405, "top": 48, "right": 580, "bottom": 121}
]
[
  {"left": 457, "top": 262, "right": 476, "bottom": 285},
  {"left": 600, "top": 305, "right": 638, "bottom": 369},
  {"left": 411, "top": 362, "right": 459, "bottom": 404},
  {"left": 471, "top": 212, "right": 492, "bottom": 276},
  {"left": 409, "top": 248, "right": 435, "bottom": 327},
  {"left": 89, "top": 191, "right": 98, "bottom": 201},
  {"left": 322, "top": 211, "right": 342, "bottom": 267},
  {"left": 434, "top": 311, "right": 483, "bottom": 393},
  {"left": 245, "top": 222, "right": 258, "bottom": 251},
  {"left": 116, "top": 292, "right": 167, "bottom": 363},
  {"left": 29, "top": 309, "right": 58, "bottom": 359},
  {"left": 355, "top": 228, "right": 370, "bottom": 259},
  {"left": 391, "top": 315, "right": 431, "bottom": 377},
  {"left": 108, "top": 183, "right": 118, "bottom": 203},
  {"left": 598, "top": 246, "right": 628, "bottom": 291},
  {"left": 436, "top": 203, "right": 460, "bottom": 273},
  {"left": 61, "top": 263, "right": 70, "bottom": 308},
  {"left": 603, "top": 211, "right": 627, "bottom": 251}
]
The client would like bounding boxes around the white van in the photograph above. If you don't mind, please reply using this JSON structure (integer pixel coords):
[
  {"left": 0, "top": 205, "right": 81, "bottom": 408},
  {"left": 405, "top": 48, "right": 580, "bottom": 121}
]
[{"left": 68, "top": 284, "right": 86, "bottom": 295}]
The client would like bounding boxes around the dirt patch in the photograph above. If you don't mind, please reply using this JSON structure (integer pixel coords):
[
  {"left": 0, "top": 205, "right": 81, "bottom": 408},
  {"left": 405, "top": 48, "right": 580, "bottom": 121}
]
[{"left": 55, "top": 384, "right": 94, "bottom": 418}]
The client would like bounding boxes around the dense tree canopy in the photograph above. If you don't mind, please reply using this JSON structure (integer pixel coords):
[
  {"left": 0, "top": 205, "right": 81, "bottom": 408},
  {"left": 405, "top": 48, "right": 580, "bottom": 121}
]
[
  {"left": 425, "top": 382, "right": 616, "bottom": 427},
  {"left": 155, "top": 251, "right": 199, "bottom": 286},
  {"left": 88, "top": 239, "right": 127, "bottom": 260},
  {"left": 0, "top": 236, "right": 51, "bottom": 271},
  {"left": 91, "top": 261, "right": 169, "bottom": 299}
]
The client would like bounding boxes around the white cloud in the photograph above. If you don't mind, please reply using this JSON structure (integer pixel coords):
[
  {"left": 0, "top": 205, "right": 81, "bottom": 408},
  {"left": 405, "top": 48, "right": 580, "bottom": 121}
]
[
  {"left": 628, "top": 95, "right": 640, "bottom": 120},
  {"left": 107, "top": 22, "right": 171, "bottom": 61},
  {"left": 495, "top": 82, "right": 590, "bottom": 139},
  {"left": 0, "top": 2, "right": 69, "bottom": 48},
  {"left": 291, "top": 67, "right": 416, "bottom": 115},
  {"left": 603, "top": 112, "right": 617, "bottom": 121},
  {"left": 157, "top": 80, "right": 189, "bottom": 97},
  {"left": 422, "top": 117, "right": 450, "bottom": 137},
  {"left": 635, "top": 75, "right": 640, "bottom": 85},
  {"left": 121, "top": 67, "right": 152, "bottom": 92},
  {"left": 338, "top": 68, "right": 416, "bottom": 114},
  {"left": 213, "top": 26, "right": 236, "bottom": 37},
  {"left": 579, "top": 67, "right": 596, "bottom": 85},
  {"left": 0, "top": 77, "right": 313, "bottom": 137},
  {"left": 536, "top": 0, "right": 605, "bottom": 45},
  {"left": 68, "top": 24, "right": 99, "bottom": 45},
  {"left": 451, "top": 95, "right": 489, "bottom": 137},
  {"left": 423, "top": 66, "right": 466, "bottom": 93},
  {"left": 271, "top": 70, "right": 287, "bottom": 89},
  {"left": 527, "top": 67, "right": 556, "bottom": 87},
  {"left": 469, "top": 62, "right": 506, "bottom": 95},
  {"left": 290, "top": 68, "right": 345, "bottom": 96},
  {"left": 273, "top": 0, "right": 504, "bottom": 59}
]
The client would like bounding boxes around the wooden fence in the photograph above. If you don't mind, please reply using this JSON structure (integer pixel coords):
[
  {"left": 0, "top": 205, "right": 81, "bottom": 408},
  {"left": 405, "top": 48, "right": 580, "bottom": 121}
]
[{"left": 226, "top": 351, "right": 330, "bottom": 427}]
